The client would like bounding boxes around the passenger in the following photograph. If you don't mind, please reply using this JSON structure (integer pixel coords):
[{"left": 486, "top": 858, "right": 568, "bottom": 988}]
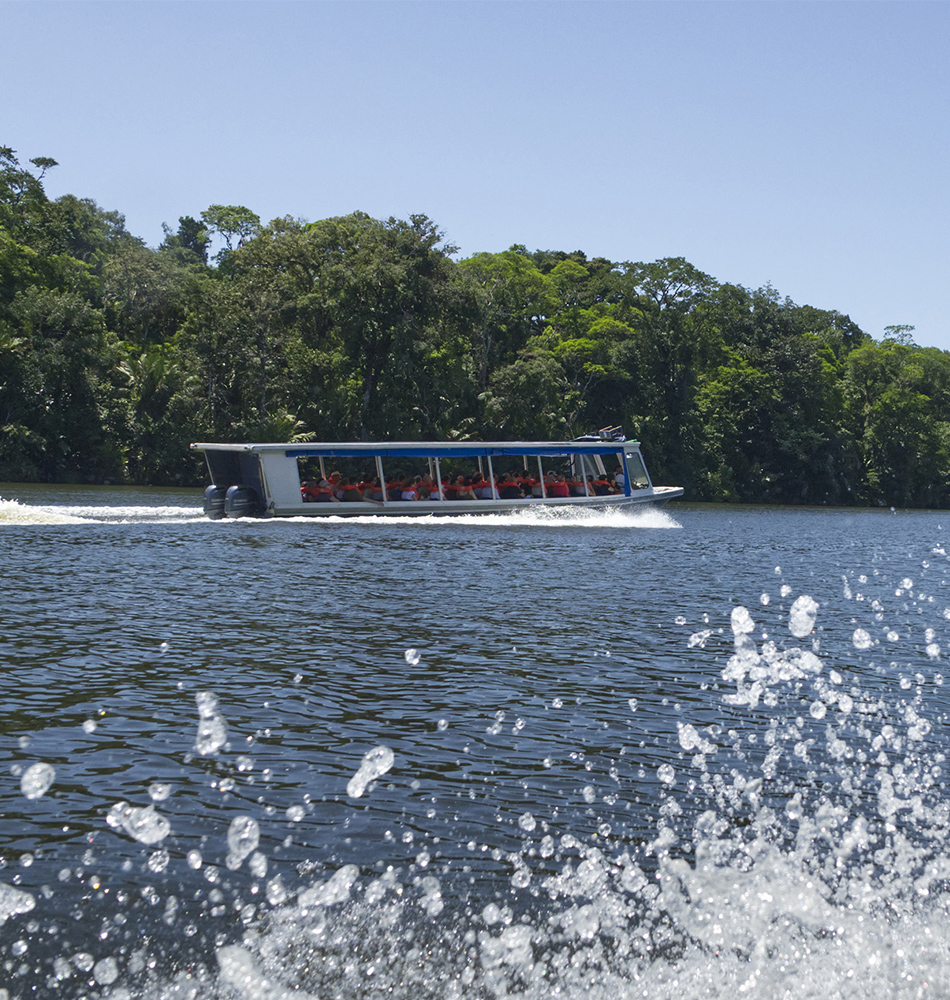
[
  {"left": 421, "top": 473, "right": 441, "bottom": 500},
  {"left": 340, "top": 477, "right": 365, "bottom": 502},
  {"left": 309, "top": 478, "right": 336, "bottom": 502},
  {"left": 614, "top": 465, "right": 626, "bottom": 492},
  {"left": 401, "top": 477, "right": 419, "bottom": 501},
  {"left": 497, "top": 473, "right": 523, "bottom": 500},
  {"left": 546, "top": 473, "right": 570, "bottom": 498},
  {"left": 364, "top": 478, "right": 384, "bottom": 501},
  {"left": 456, "top": 475, "right": 476, "bottom": 500},
  {"left": 300, "top": 480, "right": 321, "bottom": 502},
  {"left": 471, "top": 473, "right": 494, "bottom": 499},
  {"left": 387, "top": 475, "right": 405, "bottom": 502},
  {"left": 592, "top": 475, "right": 614, "bottom": 496},
  {"left": 443, "top": 477, "right": 459, "bottom": 500}
]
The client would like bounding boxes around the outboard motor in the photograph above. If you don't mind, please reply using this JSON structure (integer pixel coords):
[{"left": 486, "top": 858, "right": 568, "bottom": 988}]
[
  {"left": 203, "top": 485, "right": 228, "bottom": 519},
  {"left": 224, "top": 484, "right": 263, "bottom": 518}
]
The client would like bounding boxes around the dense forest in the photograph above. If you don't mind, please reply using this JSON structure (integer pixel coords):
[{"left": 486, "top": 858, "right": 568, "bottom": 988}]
[{"left": 2, "top": 146, "right": 949, "bottom": 507}]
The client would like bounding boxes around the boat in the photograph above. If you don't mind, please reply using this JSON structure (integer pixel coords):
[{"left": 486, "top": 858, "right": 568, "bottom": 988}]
[{"left": 191, "top": 430, "right": 683, "bottom": 519}]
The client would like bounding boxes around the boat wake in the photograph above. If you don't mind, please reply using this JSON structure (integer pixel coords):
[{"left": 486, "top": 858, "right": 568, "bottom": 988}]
[
  {"left": 257, "top": 505, "right": 683, "bottom": 529},
  {"left": 0, "top": 497, "right": 204, "bottom": 525},
  {"left": 0, "top": 497, "right": 91, "bottom": 525}
]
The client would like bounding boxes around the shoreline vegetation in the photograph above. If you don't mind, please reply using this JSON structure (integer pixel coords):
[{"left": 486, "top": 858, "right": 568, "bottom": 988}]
[{"left": 2, "top": 146, "right": 948, "bottom": 508}]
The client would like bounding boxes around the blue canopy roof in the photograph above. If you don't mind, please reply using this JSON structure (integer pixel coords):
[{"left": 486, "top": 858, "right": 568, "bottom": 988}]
[{"left": 193, "top": 439, "right": 638, "bottom": 459}]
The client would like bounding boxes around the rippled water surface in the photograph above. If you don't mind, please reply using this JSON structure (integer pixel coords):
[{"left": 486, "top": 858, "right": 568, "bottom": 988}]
[{"left": 2, "top": 484, "right": 950, "bottom": 998}]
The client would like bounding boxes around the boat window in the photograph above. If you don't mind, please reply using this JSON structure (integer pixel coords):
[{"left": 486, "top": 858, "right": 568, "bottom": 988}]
[{"left": 623, "top": 451, "right": 650, "bottom": 489}]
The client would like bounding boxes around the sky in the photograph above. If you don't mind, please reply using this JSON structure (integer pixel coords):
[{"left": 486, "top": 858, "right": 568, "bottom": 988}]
[{"left": 3, "top": 0, "right": 949, "bottom": 348}]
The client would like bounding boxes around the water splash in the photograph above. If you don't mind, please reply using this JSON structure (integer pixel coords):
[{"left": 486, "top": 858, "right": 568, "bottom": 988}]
[
  {"left": 105, "top": 802, "right": 171, "bottom": 844},
  {"left": 0, "top": 498, "right": 88, "bottom": 525},
  {"left": 0, "top": 497, "right": 201, "bottom": 524},
  {"left": 261, "top": 506, "right": 682, "bottom": 530},
  {"left": 346, "top": 745, "right": 395, "bottom": 798},
  {"left": 7, "top": 569, "right": 950, "bottom": 998},
  {"left": 194, "top": 690, "right": 228, "bottom": 756}
]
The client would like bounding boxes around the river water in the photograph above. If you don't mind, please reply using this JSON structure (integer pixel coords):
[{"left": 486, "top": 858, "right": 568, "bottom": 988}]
[{"left": 1, "top": 485, "right": 949, "bottom": 998}]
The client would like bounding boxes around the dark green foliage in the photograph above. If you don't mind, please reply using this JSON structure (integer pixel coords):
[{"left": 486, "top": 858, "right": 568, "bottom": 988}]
[{"left": 2, "top": 141, "right": 949, "bottom": 505}]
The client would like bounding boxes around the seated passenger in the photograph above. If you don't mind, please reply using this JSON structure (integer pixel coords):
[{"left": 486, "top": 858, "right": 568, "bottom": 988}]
[
  {"left": 363, "top": 478, "right": 384, "bottom": 501},
  {"left": 546, "top": 473, "right": 570, "bottom": 498},
  {"left": 455, "top": 475, "right": 476, "bottom": 500},
  {"left": 339, "top": 477, "right": 365, "bottom": 502},
  {"left": 442, "top": 477, "right": 459, "bottom": 500},
  {"left": 471, "top": 474, "right": 494, "bottom": 499},
  {"left": 420, "top": 473, "right": 441, "bottom": 500},
  {"left": 592, "top": 476, "right": 614, "bottom": 496},
  {"left": 401, "top": 477, "right": 419, "bottom": 501},
  {"left": 301, "top": 480, "right": 321, "bottom": 501},
  {"left": 497, "top": 473, "right": 523, "bottom": 500}
]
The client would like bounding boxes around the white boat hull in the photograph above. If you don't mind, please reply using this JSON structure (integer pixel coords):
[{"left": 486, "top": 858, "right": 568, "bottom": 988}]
[{"left": 271, "top": 486, "right": 683, "bottom": 518}]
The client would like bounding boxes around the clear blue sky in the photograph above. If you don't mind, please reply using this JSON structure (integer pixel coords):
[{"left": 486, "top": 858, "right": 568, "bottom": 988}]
[{"left": 4, "top": 1, "right": 949, "bottom": 348}]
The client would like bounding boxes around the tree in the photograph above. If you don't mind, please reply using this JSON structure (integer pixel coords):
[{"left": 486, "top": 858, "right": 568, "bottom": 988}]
[
  {"left": 160, "top": 215, "right": 211, "bottom": 265},
  {"left": 200, "top": 204, "right": 261, "bottom": 259}
]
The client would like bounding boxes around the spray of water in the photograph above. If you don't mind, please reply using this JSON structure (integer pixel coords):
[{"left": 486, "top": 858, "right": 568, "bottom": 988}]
[{"left": 4, "top": 574, "right": 949, "bottom": 998}]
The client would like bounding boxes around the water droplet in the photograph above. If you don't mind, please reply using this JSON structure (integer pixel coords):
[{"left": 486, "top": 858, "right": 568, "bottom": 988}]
[
  {"left": 810, "top": 701, "right": 827, "bottom": 720},
  {"left": 657, "top": 763, "right": 676, "bottom": 785},
  {"left": 346, "top": 746, "right": 395, "bottom": 798},
  {"left": 20, "top": 762, "right": 55, "bottom": 800},
  {"left": 627, "top": 698, "right": 638, "bottom": 713},
  {"left": 226, "top": 816, "right": 260, "bottom": 869},
  {"left": 286, "top": 804, "right": 305, "bottom": 823},
  {"left": 194, "top": 691, "right": 227, "bottom": 756},
  {"left": 731, "top": 607, "right": 755, "bottom": 635},
  {"left": 106, "top": 802, "right": 170, "bottom": 844},
  {"left": 82, "top": 719, "right": 97, "bottom": 734},
  {"left": 147, "top": 850, "right": 169, "bottom": 873},
  {"left": 148, "top": 783, "right": 171, "bottom": 802},
  {"left": 404, "top": 648, "right": 421, "bottom": 666},
  {"left": 0, "top": 883, "right": 35, "bottom": 926},
  {"left": 436, "top": 718, "right": 448, "bottom": 731},
  {"left": 93, "top": 957, "right": 119, "bottom": 985},
  {"left": 789, "top": 595, "right": 819, "bottom": 638},
  {"left": 518, "top": 812, "right": 536, "bottom": 832},
  {"left": 853, "top": 628, "right": 873, "bottom": 650}
]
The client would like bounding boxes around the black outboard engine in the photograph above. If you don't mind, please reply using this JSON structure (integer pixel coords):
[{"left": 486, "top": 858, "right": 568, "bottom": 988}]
[
  {"left": 203, "top": 485, "right": 228, "bottom": 519},
  {"left": 224, "top": 484, "right": 263, "bottom": 518}
]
